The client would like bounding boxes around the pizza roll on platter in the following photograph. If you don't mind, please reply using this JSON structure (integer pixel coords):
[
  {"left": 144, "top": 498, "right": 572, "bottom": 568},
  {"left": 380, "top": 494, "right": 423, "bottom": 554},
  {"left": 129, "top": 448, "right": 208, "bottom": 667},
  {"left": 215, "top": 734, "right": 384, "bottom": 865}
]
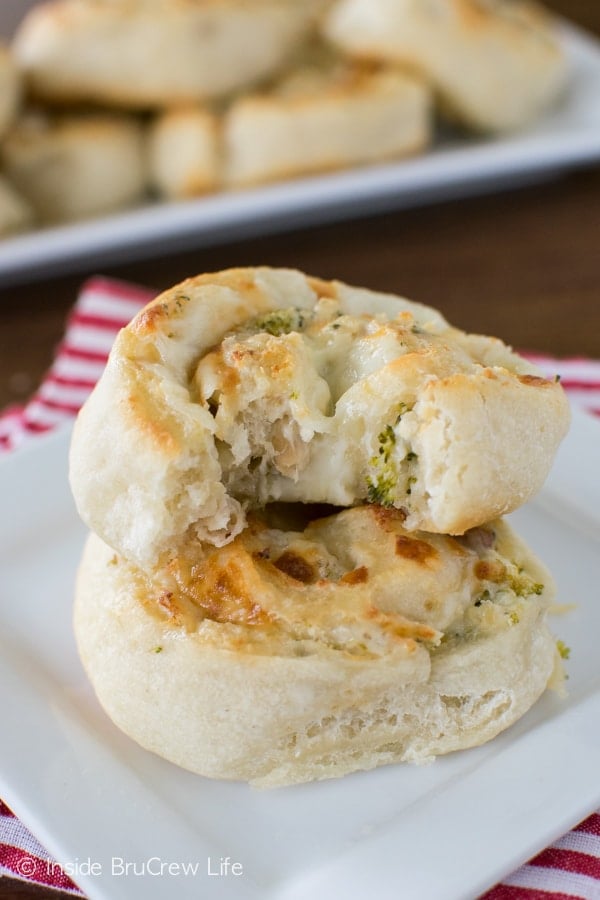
[
  {"left": 13, "top": 0, "right": 327, "bottom": 109},
  {"left": 323, "top": 0, "right": 568, "bottom": 132}
]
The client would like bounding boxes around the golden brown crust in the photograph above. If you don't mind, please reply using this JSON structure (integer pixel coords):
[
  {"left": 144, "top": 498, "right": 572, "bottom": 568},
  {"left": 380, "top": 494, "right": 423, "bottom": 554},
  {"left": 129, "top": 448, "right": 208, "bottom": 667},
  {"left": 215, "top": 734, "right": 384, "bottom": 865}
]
[{"left": 394, "top": 535, "right": 437, "bottom": 564}]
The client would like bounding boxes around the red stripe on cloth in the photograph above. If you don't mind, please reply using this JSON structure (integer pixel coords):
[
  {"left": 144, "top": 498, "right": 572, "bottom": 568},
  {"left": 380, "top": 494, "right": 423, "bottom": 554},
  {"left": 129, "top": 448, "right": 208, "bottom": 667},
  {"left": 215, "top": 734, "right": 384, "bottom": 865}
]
[
  {"left": 80, "top": 276, "right": 154, "bottom": 305},
  {"left": 0, "top": 403, "right": 24, "bottom": 417},
  {"left": 0, "top": 801, "right": 14, "bottom": 818},
  {"left": 521, "top": 351, "right": 600, "bottom": 365},
  {"left": 529, "top": 847, "right": 600, "bottom": 879},
  {"left": 558, "top": 380, "right": 600, "bottom": 391},
  {"left": 56, "top": 343, "right": 110, "bottom": 364},
  {"left": 482, "top": 887, "right": 582, "bottom": 900},
  {"left": 29, "top": 396, "right": 82, "bottom": 416},
  {"left": 69, "top": 311, "right": 133, "bottom": 332},
  {"left": 0, "top": 844, "right": 80, "bottom": 892},
  {"left": 46, "top": 373, "right": 97, "bottom": 391},
  {"left": 21, "top": 420, "right": 54, "bottom": 435},
  {"left": 575, "top": 814, "right": 600, "bottom": 837}
]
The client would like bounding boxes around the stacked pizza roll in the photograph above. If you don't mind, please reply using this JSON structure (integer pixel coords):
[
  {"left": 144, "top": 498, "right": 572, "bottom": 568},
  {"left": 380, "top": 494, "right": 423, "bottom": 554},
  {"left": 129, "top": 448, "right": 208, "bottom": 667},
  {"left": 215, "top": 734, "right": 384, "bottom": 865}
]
[
  {"left": 70, "top": 267, "right": 570, "bottom": 786},
  {"left": 0, "top": 0, "right": 568, "bottom": 230}
]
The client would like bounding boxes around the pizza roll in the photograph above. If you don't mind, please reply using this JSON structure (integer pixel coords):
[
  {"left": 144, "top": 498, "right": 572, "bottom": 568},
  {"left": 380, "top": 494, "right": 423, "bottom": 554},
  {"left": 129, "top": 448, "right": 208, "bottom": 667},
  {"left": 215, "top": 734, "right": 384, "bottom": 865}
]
[
  {"left": 2, "top": 111, "right": 147, "bottom": 224},
  {"left": 74, "top": 510, "right": 560, "bottom": 786},
  {"left": 69, "top": 267, "right": 570, "bottom": 570},
  {"left": 13, "top": 0, "right": 326, "bottom": 109},
  {"left": 323, "top": 0, "right": 568, "bottom": 132},
  {"left": 224, "top": 53, "right": 431, "bottom": 186}
]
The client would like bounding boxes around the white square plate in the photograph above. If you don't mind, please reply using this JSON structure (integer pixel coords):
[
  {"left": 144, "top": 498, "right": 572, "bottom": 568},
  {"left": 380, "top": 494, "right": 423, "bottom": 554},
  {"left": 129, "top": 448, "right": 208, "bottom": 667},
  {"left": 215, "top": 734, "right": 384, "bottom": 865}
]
[
  {"left": 1, "top": 408, "right": 599, "bottom": 900},
  {"left": 1, "top": 21, "right": 600, "bottom": 286}
]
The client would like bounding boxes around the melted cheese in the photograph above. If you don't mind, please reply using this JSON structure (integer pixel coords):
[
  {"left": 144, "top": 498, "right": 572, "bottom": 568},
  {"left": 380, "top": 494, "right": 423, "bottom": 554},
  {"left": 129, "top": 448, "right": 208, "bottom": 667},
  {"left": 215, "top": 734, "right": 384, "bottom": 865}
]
[
  {"left": 137, "top": 510, "right": 550, "bottom": 663},
  {"left": 194, "top": 299, "right": 516, "bottom": 514}
]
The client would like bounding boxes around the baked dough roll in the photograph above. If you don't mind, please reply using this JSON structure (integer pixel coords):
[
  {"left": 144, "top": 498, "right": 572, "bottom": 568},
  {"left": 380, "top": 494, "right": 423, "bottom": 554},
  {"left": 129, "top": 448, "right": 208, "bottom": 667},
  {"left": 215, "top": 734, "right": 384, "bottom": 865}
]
[
  {"left": 224, "top": 57, "right": 431, "bottom": 186},
  {"left": 148, "top": 107, "right": 221, "bottom": 200},
  {"left": 1, "top": 112, "right": 146, "bottom": 224},
  {"left": 0, "top": 45, "right": 21, "bottom": 140},
  {"left": 0, "top": 174, "right": 34, "bottom": 236},
  {"left": 74, "top": 509, "right": 560, "bottom": 786},
  {"left": 323, "top": 0, "right": 568, "bottom": 132},
  {"left": 69, "top": 267, "right": 570, "bottom": 570},
  {"left": 13, "top": 0, "right": 326, "bottom": 109}
]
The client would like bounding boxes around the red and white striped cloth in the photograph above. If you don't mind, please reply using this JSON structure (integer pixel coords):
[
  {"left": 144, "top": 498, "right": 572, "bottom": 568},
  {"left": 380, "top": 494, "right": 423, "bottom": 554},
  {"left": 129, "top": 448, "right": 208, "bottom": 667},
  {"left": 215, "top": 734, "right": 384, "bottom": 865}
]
[
  {"left": 1, "top": 276, "right": 600, "bottom": 899},
  {"left": 0, "top": 278, "right": 153, "bottom": 452}
]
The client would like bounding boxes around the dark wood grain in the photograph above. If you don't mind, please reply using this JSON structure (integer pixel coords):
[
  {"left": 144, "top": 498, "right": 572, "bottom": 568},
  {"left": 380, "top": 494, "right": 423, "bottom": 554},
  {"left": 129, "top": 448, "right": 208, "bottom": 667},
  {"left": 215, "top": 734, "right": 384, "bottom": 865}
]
[{"left": 0, "top": 2, "right": 599, "bottom": 899}]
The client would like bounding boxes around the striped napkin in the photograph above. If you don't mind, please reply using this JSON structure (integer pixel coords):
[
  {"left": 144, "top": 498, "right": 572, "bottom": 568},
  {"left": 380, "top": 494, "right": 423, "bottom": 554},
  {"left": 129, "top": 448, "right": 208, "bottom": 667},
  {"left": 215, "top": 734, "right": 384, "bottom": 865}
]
[
  {"left": 0, "top": 278, "right": 153, "bottom": 451},
  {"left": 1, "top": 276, "right": 600, "bottom": 899}
]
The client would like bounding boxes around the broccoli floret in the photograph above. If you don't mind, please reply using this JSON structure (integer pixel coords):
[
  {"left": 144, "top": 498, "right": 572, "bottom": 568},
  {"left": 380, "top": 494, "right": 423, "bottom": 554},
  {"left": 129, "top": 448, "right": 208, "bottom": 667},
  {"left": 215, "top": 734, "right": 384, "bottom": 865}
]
[
  {"left": 366, "top": 473, "right": 397, "bottom": 507},
  {"left": 250, "top": 307, "right": 308, "bottom": 336},
  {"left": 366, "top": 414, "right": 418, "bottom": 507},
  {"left": 377, "top": 425, "right": 395, "bottom": 460},
  {"left": 366, "top": 426, "right": 399, "bottom": 505},
  {"left": 509, "top": 572, "right": 544, "bottom": 597}
]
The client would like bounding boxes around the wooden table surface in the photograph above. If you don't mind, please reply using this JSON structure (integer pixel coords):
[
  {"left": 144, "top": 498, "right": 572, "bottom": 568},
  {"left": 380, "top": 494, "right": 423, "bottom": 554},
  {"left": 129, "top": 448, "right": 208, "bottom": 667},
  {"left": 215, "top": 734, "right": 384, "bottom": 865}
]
[{"left": 1, "top": 1, "right": 599, "bottom": 899}]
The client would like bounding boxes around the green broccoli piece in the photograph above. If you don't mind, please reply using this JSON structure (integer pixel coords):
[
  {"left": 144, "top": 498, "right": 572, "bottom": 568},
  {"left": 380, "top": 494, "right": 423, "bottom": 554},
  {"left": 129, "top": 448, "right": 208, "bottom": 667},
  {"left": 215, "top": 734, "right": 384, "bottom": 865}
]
[{"left": 251, "top": 307, "right": 307, "bottom": 336}]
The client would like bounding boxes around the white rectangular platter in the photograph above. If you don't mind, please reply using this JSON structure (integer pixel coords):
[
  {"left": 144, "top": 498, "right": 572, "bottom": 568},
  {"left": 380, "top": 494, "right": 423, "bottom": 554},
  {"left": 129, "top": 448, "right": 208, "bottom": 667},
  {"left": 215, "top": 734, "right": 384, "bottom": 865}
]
[
  {"left": 0, "top": 21, "right": 600, "bottom": 287},
  {"left": 0, "top": 407, "right": 599, "bottom": 900}
]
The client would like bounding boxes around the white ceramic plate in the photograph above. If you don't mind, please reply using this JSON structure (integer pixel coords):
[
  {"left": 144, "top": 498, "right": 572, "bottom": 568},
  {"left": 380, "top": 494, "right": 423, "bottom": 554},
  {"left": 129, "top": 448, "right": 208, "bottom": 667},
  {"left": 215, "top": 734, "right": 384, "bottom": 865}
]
[
  {"left": 1, "top": 408, "right": 600, "bottom": 900},
  {"left": 1, "top": 21, "right": 600, "bottom": 287}
]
